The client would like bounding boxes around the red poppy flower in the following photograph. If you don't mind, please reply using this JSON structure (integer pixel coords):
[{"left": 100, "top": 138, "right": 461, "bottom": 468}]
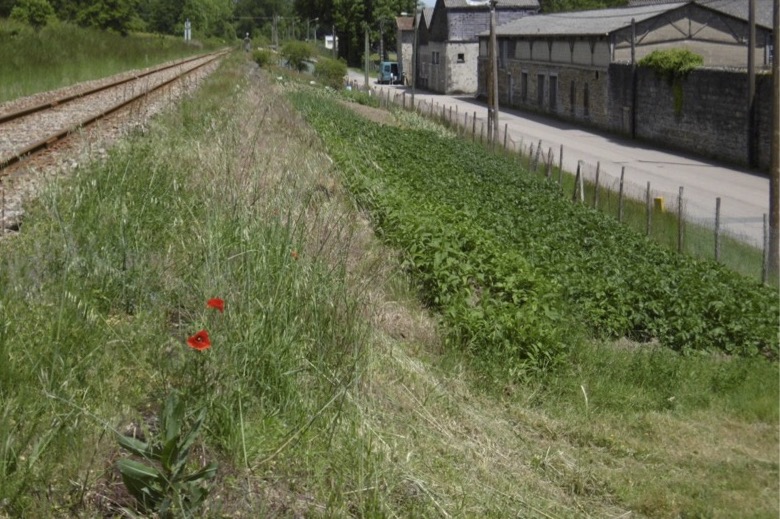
[
  {"left": 187, "top": 329, "right": 211, "bottom": 351},
  {"left": 207, "top": 298, "right": 224, "bottom": 313},
  {"left": 291, "top": 250, "right": 299, "bottom": 261}
]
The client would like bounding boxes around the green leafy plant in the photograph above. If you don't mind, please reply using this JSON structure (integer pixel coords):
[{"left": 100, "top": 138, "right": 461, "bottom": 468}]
[
  {"left": 289, "top": 91, "right": 779, "bottom": 363},
  {"left": 10, "top": 0, "right": 56, "bottom": 29},
  {"left": 252, "top": 48, "right": 274, "bottom": 68},
  {"left": 116, "top": 391, "right": 217, "bottom": 517},
  {"left": 314, "top": 56, "right": 348, "bottom": 89},
  {"left": 639, "top": 49, "right": 703, "bottom": 115},
  {"left": 281, "top": 41, "right": 313, "bottom": 72},
  {"left": 639, "top": 48, "right": 704, "bottom": 80}
]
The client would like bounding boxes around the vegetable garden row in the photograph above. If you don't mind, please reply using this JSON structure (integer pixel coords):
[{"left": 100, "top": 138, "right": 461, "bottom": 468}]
[{"left": 290, "top": 90, "right": 778, "bottom": 377}]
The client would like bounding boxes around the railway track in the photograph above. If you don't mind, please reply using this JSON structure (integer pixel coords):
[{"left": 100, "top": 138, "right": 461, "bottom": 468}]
[{"left": 0, "top": 49, "right": 228, "bottom": 173}]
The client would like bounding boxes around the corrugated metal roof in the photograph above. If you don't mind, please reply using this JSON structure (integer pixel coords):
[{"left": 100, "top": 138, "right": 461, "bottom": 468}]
[
  {"left": 493, "top": 2, "right": 686, "bottom": 36},
  {"left": 443, "top": 0, "right": 539, "bottom": 8}
]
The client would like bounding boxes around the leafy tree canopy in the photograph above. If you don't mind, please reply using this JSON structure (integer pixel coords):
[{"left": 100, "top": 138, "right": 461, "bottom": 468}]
[
  {"left": 540, "top": 0, "right": 627, "bottom": 12},
  {"left": 10, "top": 0, "right": 55, "bottom": 29}
]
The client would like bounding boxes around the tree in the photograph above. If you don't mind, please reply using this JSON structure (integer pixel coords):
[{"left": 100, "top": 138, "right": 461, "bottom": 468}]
[
  {"left": 281, "top": 40, "right": 312, "bottom": 71},
  {"left": 10, "top": 0, "right": 57, "bottom": 29},
  {"left": 540, "top": 0, "right": 627, "bottom": 12},
  {"left": 75, "top": 0, "right": 135, "bottom": 34},
  {"left": 0, "top": 0, "right": 17, "bottom": 17}
]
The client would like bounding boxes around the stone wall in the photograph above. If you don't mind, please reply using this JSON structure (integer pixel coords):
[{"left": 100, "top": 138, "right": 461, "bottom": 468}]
[
  {"left": 483, "top": 57, "right": 611, "bottom": 126},
  {"left": 608, "top": 64, "right": 773, "bottom": 170}
]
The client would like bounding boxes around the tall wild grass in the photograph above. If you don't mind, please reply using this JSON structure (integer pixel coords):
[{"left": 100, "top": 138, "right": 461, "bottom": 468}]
[{"left": 0, "top": 19, "right": 217, "bottom": 103}]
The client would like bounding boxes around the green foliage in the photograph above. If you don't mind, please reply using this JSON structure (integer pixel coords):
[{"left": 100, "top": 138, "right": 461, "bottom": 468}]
[
  {"left": 0, "top": 24, "right": 212, "bottom": 103},
  {"left": 74, "top": 0, "right": 134, "bottom": 34},
  {"left": 290, "top": 90, "right": 780, "bottom": 370},
  {"left": 281, "top": 40, "right": 313, "bottom": 72},
  {"left": 253, "top": 48, "right": 275, "bottom": 68},
  {"left": 314, "top": 56, "right": 347, "bottom": 88},
  {"left": 639, "top": 48, "right": 704, "bottom": 80},
  {"left": 10, "top": 0, "right": 56, "bottom": 29},
  {"left": 640, "top": 49, "right": 702, "bottom": 116},
  {"left": 342, "top": 87, "right": 380, "bottom": 108},
  {"left": 541, "top": 0, "right": 627, "bottom": 12},
  {"left": 117, "top": 391, "right": 217, "bottom": 517}
]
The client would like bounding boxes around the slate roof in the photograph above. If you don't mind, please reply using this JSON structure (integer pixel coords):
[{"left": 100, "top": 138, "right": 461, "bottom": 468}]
[
  {"left": 493, "top": 3, "right": 685, "bottom": 37},
  {"left": 423, "top": 7, "right": 435, "bottom": 26},
  {"left": 396, "top": 15, "right": 413, "bottom": 31},
  {"left": 443, "top": 0, "right": 539, "bottom": 8},
  {"left": 629, "top": 0, "right": 774, "bottom": 29},
  {"left": 697, "top": 0, "right": 774, "bottom": 30}
]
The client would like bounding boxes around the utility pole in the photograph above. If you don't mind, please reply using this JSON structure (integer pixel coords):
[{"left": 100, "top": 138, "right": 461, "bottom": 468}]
[
  {"left": 412, "top": 9, "right": 419, "bottom": 106},
  {"left": 769, "top": 0, "right": 779, "bottom": 274},
  {"left": 748, "top": 0, "right": 757, "bottom": 168},
  {"left": 467, "top": 0, "right": 499, "bottom": 144},
  {"left": 488, "top": 0, "right": 499, "bottom": 145},
  {"left": 364, "top": 24, "right": 370, "bottom": 90}
]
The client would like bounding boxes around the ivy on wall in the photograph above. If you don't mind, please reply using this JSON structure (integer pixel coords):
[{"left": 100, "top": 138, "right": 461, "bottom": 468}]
[{"left": 639, "top": 48, "right": 703, "bottom": 116}]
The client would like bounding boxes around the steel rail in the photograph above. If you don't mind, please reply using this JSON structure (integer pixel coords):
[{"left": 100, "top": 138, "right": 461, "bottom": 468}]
[
  {"left": 0, "top": 52, "right": 220, "bottom": 125},
  {"left": 0, "top": 50, "right": 228, "bottom": 172}
]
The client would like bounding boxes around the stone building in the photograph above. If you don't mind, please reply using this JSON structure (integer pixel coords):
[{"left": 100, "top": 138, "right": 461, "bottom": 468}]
[
  {"left": 416, "top": 0, "right": 539, "bottom": 94},
  {"left": 396, "top": 15, "right": 415, "bottom": 84},
  {"left": 475, "top": 0, "right": 775, "bottom": 168}
]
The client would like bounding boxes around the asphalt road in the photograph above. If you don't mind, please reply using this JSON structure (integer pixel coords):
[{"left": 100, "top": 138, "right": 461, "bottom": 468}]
[{"left": 347, "top": 71, "right": 771, "bottom": 248}]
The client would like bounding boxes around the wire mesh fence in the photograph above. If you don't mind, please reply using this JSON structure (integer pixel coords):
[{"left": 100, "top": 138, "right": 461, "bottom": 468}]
[{"left": 372, "top": 86, "right": 775, "bottom": 286}]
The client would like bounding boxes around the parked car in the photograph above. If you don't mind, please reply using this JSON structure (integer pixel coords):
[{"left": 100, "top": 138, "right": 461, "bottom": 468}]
[{"left": 377, "top": 61, "right": 404, "bottom": 85}]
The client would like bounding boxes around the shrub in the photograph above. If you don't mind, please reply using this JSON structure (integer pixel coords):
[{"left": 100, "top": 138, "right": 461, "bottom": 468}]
[
  {"left": 253, "top": 49, "right": 274, "bottom": 68},
  {"left": 638, "top": 48, "right": 703, "bottom": 81},
  {"left": 281, "top": 41, "right": 312, "bottom": 72},
  {"left": 10, "top": 0, "right": 56, "bottom": 29},
  {"left": 314, "top": 57, "right": 347, "bottom": 89}
]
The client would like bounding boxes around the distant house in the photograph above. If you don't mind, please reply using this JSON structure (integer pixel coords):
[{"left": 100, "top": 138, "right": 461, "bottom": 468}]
[
  {"left": 396, "top": 15, "right": 415, "bottom": 84},
  {"left": 475, "top": 0, "right": 775, "bottom": 168},
  {"left": 416, "top": 0, "right": 539, "bottom": 94}
]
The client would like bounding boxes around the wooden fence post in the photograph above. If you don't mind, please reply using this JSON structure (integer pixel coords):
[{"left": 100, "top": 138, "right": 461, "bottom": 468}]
[
  {"left": 714, "top": 197, "right": 721, "bottom": 261},
  {"left": 572, "top": 162, "right": 581, "bottom": 202},
  {"left": 503, "top": 123, "right": 508, "bottom": 151},
  {"left": 546, "top": 148, "right": 553, "bottom": 179},
  {"left": 677, "top": 186, "right": 684, "bottom": 253},
  {"left": 646, "top": 181, "right": 652, "bottom": 236},
  {"left": 533, "top": 140, "right": 542, "bottom": 172},
  {"left": 762, "top": 214, "right": 769, "bottom": 284},
  {"left": 472, "top": 111, "right": 477, "bottom": 139},
  {"left": 618, "top": 167, "right": 626, "bottom": 222},
  {"left": 558, "top": 145, "right": 564, "bottom": 188},
  {"left": 593, "top": 162, "right": 601, "bottom": 208}
]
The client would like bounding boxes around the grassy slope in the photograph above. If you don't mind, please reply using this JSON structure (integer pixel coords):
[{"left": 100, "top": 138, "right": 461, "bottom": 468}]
[
  {"left": 0, "top": 53, "right": 776, "bottom": 518},
  {"left": 0, "top": 20, "right": 218, "bottom": 103}
]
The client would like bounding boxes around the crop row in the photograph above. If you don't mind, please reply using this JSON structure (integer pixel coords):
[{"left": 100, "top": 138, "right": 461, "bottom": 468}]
[{"left": 290, "top": 90, "right": 778, "bottom": 370}]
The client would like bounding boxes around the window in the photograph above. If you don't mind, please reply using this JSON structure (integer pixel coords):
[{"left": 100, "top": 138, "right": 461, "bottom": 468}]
[
  {"left": 432, "top": 51, "right": 440, "bottom": 65},
  {"left": 521, "top": 72, "right": 528, "bottom": 102},
  {"left": 537, "top": 74, "right": 545, "bottom": 106},
  {"left": 457, "top": 53, "right": 465, "bottom": 63},
  {"left": 549, "top": 75, "right": 558, "bottom": 110},
  {"left": 499, "top": 40, "right": 509, "bottom": 69}
]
